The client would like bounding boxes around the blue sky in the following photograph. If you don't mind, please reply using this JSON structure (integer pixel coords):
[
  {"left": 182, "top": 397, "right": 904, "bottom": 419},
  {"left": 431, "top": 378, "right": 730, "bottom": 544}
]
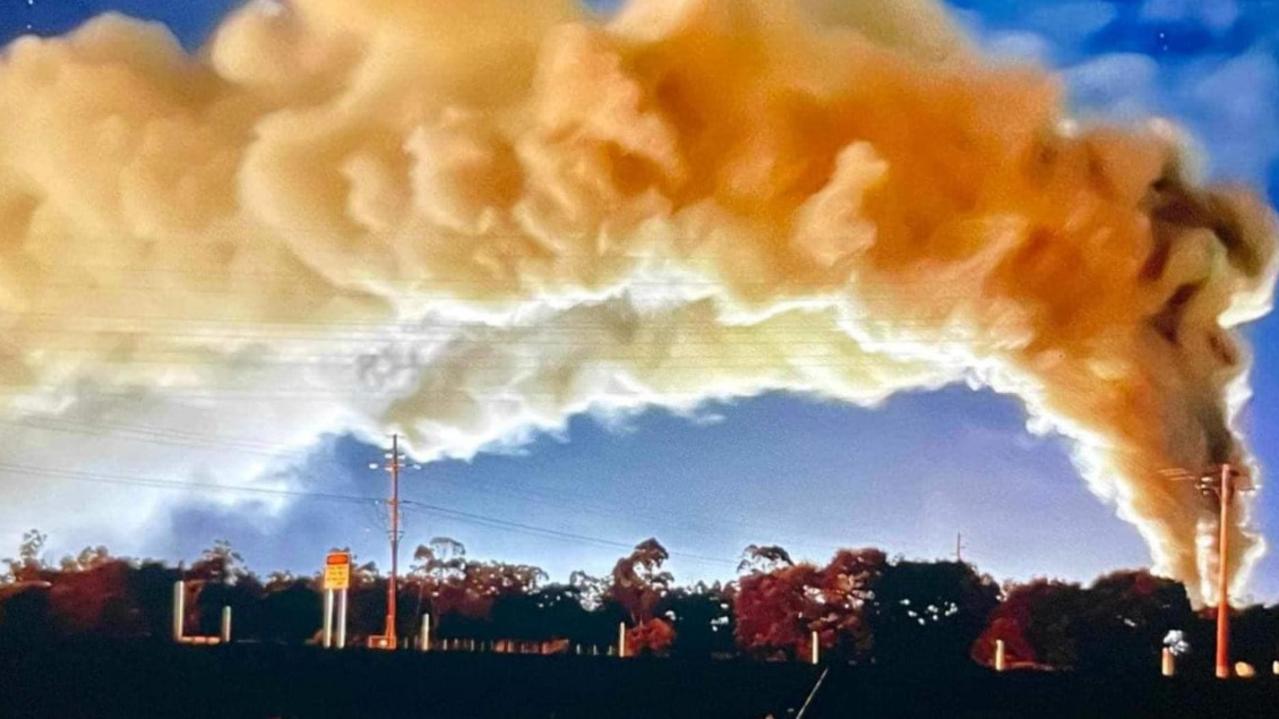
[{"left": 3, "top": 0, "right": 1278, "bottom": 601}]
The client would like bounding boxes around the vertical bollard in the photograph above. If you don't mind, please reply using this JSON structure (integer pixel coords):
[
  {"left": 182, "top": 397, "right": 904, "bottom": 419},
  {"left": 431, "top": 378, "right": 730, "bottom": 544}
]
[
  {"left": 221, "top": 606, "right": 233, "bottom": 644},
  {"left": 336, "top": 589, "right": 347, "bottom": 649},
  {"left": 1161, "top": 648, "right": 1175, "bottom": 677},
  {"left": 322, "top": 589, "right": 334, "bottom": 648},
  {"left": 994, "top": 640, "right": 1006, "bottom": 672},
  {"left": 420, "top": 614, "right": 431, "bottom": 652},
  {"left": 172, "top": 581, "right": 185, "bottom": 642},
  {"left": 810, "top": 630, "right": 820, "bottom": 665},
  {"left": 618, "top": 622, "right": 627, "bottom": 658}
]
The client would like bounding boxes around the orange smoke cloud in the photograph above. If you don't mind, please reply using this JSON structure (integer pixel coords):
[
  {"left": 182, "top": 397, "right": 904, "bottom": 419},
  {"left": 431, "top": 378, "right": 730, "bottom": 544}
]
[{"left": 0, "top": 0, "right": 1273, "bottom": 602}]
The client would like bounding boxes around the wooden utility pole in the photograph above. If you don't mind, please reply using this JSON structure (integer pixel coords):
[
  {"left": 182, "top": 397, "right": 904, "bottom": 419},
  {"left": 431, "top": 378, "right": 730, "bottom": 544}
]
[
  {"left": 367, "top": 434, "right": 412, "bottom": 649},
  {"left": 386, "top": 433, "right": 402, "bottom": 648},
  {"left": 1214, "top": 464, "right": 1233, "bottom": 679},
  {"left": 1160, "top": 462, "right": 1254, "bottom": 679},
  {"left": 1195, "top": 463, "right": 1253, "bottom": 679}
]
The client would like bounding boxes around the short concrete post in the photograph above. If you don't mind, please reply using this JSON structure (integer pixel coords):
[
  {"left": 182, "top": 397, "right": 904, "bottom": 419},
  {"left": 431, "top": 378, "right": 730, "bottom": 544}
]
[
  {"left": 810, "top": 630, "right": 820, "bottom": 665},
  {"left": 1161, "top": 648, "right": 1175, "bottom": 677},
  {"left": 220, "top": 606, "right": 232, "bottom": 643},
  {"left": 419, "top": 613, "right": 431, "bottom": 652},
  {"left": 172, "top": 581, "right": 185, "bottom": 642},
  {"left": 994, "top": 639, "right": 1006, "bottom": 672}
]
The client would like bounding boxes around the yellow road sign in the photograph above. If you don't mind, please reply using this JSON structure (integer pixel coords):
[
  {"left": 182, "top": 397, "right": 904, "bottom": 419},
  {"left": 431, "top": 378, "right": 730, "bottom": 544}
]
[{"left": 324, "top": 552, "right": 351, "bottom": 590}]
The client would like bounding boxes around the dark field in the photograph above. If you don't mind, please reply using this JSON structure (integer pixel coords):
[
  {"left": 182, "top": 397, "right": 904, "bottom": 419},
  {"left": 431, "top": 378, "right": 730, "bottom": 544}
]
[{"left": 3, "top": 642, "right": 1279, "bottom": 718}]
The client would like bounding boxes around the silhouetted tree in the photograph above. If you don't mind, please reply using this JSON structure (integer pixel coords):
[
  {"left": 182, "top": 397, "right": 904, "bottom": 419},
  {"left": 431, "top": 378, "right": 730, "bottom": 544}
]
[
  {"left": 0, "top": 582, "right": 52, "bottom": 645},
  {"left": 735, "top": 547, "right": 885, "bottom": 662},
  {"left": 187, "top": 539, "right": 248, "bottom": 585},
  {"left": 259, "top": 576, "right": 321, "bottom": 644},
  {"left": 491, "top": 584, "right": 597, "bottom": 643},
  {"left": 130, "top": 560, "right": 181, "bottom": 640},
  {"left": 737, "top": 545, "right": 793, "bottom": 575},
  {"left": 871, "top": 560, "right": 1000, "bottom": 667},
  {"left": 5, "top": 529, "right": 1272, "bottom": 673},
  {"left": 1232, "top": 604, "right": 1279, "bottom": 669},
  {"left": 661, "top": 582, "right": 735, "bottom": 657},
  {"left": 2, "top": 529, "right": 48, "bottom": 583},
  {"left": 972, "top": 578, "right": 1089, "bottom": 668},
  {"left": 605, "top": 539, "right": 676, "bottom": 655},
  {"left": 1073, "top": 570, "right": 1195, "bottom": 673},
  {"left": 569, "top": 570, "right": 607, "bottom": 611},
  {"left": 58, "top": 545, "right": 114, "bottom": 573},
  {"left": 973, "top": 571, "right": 1197, "bottom": 673},
  {"left": 607, "top": 538, "right": 672, "bottom": 625}
]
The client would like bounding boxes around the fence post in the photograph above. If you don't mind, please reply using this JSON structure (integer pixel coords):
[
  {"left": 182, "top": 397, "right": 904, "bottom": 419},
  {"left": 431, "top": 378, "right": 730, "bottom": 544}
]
[
  {"left": 220, "top": 606, "right": 233, "bottom": 644},
  {"left": 172, "top": 581, "right": 185, "bottom": 642}
]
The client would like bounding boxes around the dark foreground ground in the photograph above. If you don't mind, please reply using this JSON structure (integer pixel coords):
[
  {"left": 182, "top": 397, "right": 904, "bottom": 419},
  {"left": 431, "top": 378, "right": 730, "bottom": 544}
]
[{"left": 3, "top": 642, "right": 1278, "bottom": 718}]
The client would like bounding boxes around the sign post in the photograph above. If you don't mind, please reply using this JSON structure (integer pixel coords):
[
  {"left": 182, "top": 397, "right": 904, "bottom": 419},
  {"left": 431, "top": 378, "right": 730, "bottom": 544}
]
[
  {"left": 322, "top": 589, "right": 334, "bottom": 648},
  {"left": 336, "top": 588, "right": 348, "bottom": 649},
  {"left": 324, "top": 551, "right": 352, "bottom": 650}
]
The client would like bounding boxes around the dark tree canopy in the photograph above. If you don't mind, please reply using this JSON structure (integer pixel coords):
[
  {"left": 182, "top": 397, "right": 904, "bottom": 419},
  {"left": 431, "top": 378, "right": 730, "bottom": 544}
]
[
  {"left": 870, "top": 560, "right": 1000, "bottom": 667},
  {"left": 2, "top": 530, "right": 1275, "bottom": 672}
]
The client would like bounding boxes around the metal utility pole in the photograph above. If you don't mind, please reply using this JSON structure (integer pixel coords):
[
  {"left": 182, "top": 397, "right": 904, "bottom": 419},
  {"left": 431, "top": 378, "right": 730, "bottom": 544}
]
[{"left": 955, "top": 532, "right": 964, "bottom": 563}]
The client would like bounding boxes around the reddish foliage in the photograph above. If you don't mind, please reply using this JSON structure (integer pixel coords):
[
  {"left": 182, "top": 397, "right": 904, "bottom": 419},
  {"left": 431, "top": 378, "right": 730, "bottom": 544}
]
[
  {"left": 734, "top": 548, "right": 885, "bottom": 661},
  {"left": 627, "top": 618, "right": 676, "bottom": 656},
  {"left": 607, "top": 539, "right": 672, "bottom": 625},
  {"left": 44, "top": 561, "right": 144, "bottom": 636}
]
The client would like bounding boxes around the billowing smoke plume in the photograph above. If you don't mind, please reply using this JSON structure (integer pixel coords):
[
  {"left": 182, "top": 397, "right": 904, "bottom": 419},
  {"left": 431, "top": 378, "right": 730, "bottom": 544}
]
[{"left": 0, "top": 0, "right": 1273, "bottom": 602}]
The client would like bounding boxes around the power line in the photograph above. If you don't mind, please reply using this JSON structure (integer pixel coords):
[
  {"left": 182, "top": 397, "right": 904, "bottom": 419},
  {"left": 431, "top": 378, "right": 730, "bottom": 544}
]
[
  {"left": 0, "top": 416, "right": 850, "bottom": 559},
  {"left": 0, "top": 418, "right": 309, "bottom": 459},
  {"left": 2, "top": 415, "right": 848, "bottom": 559},
  {"left": 421, "top": 472, "right": 846, "bottom": 559},
  {"left": 0, "top": 462, "right": 739, "bottom": 567},
  {"left": 0, "top": 461, "right": 377, "bottom": 507},
  {"left": 399, "top": 501, "right": 736, "bottom": 567}
]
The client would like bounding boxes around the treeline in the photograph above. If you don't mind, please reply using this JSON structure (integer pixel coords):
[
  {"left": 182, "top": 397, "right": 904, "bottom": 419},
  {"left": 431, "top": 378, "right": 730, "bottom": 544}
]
[{"left": 2, "top": 529, "right": 1277, "bottom": 672}]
